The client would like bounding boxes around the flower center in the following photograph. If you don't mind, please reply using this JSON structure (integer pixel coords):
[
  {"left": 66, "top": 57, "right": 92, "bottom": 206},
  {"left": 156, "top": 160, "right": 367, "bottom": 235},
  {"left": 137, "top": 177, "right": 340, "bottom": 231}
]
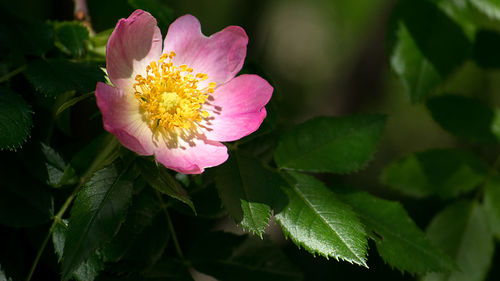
[{"left": 133, "top": 51, "right": 215, "bottom": 132}]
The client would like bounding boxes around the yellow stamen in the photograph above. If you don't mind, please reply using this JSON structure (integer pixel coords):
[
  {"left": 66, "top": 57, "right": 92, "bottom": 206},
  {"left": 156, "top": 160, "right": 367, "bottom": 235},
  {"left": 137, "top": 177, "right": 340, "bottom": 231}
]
[{"left": 133, "top": 51, "right": 215, "bottom": 132}]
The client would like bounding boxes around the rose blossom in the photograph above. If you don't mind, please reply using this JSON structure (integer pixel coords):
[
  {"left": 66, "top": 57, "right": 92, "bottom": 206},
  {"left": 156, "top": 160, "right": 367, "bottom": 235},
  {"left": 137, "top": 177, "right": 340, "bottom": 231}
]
[{"left": 95, "top": 10, "right": 273, "bottom": 174}]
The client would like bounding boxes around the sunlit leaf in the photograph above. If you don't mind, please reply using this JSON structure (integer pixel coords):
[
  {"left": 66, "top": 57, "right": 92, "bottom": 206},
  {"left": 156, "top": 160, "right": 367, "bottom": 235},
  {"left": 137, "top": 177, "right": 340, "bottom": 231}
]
[
  {"left": 62, "top": 164, "right": 134, "bottom": 281},
  {"left": 189, "top": 232, "right": 303, "bottom": 281},
  {"left": 381, "top": 148, "right": 487, "bottom": 198},
  {"left": 0, "top": 87, "right": 32, "bottom": 150},
  {"left": 340, "top": 190, "right": 455, "bottom": 273},
  {"left": 469, "top": 0, "right": 500, "bottom": 20},
  {"left": 427, "top": 95, "right": 498, "bottom": 143},
  {"left": 54, "top": 21, "right": 89, "bottom": 57},
  {"left": 275, "top": 171, "right": 368, "bottom": 266},
  {"left": 274, "top": 115, "right": 386, "bottom": 174},
  {"left": 422, "top": 201, "right": 494, "bottom": 281},
  {"left": 25, "top": 59, "right": 103, "bottom": 97}
]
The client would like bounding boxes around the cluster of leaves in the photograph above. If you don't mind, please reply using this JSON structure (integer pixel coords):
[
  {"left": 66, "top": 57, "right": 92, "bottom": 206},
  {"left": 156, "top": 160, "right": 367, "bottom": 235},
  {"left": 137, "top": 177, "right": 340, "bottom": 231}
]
[{"left": 1, "top": 0, "right": 500, "bottom": 281}]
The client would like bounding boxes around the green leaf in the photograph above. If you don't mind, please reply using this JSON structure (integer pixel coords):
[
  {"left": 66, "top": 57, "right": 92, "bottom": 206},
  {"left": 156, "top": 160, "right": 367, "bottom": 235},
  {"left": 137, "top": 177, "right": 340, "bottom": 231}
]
[
  {"left": 56, "top": 91, "right": 95, "bottom": 116},
  {"left": 339, "top": 190, "right": 455, "bottom": 273},
  {"left": 381, "top": 148, "right": 487, "bottom": 198},
  {"left": 484, "top": 176, "right": 500, "bottom": 239},
  {"left": 274, "top": 115, "right": 386, "bottom": 174},
  {"left": 136, "top": 158, "right": 194, "bottom": 212},
  {"left": 427, "top": 95, "right": 498, "bottom": 143},
  {"left": 0, "top": 87, "right": 32, "bottom": 150},
  {"left": 89, "top": 28, "right": 113, "bottom": 58},
  {"left": 64, "top": 134, "right": 120, "bottom": 182},
  {"left": 39, "top": 143, "right": 78, "bottom": 187},
  {"left": 469, "top": 0, "right": 500, "bottom": 20},
  {"left": 189, "top": 232, "right": 303, "bottom": 281},
  {"left": 389, "top": 22, "right": 441, "bottom": 103},
  {"left": 0, "top": 168, "right": 53, "bottom": 227},
  {"left": 216, "top": 151, "right": 281, "bottom": 236},
  {"left": 275, "top": 171, "right": 368, "bottom": 266},
  {"left": 422, "top": 201, "right": 494, "bottom": 281},
  {"left": 54, "top": 21, "right": 89, "bottom": 57},
  {"left": 62, "top": 164, "right": 134, "bottom": 281},
  {"left": 128, "top": 0, "right": 174, "bottom": 31},
  {"left": 53, "top": 220, "right": 104, "bottom": 281},
  {"left": 25, "top": 59, "right": 103, "bottom": 97},
  {"left": 474, "top": 29, "right": 500, "bottom": 69},
  {"left": 391, "top": 0, "right": 471, "bottom": 77},
  {"left": 102, "top": 188, "right": 161, "bottom": 262}
]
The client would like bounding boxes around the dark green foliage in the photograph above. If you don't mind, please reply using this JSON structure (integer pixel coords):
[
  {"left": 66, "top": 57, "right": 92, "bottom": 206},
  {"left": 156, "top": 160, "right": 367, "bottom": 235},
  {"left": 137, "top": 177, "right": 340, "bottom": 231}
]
[
  {"left": 0, "top": 87, "right": 32, "bottom": 150},
  {"left": 189, "top": 232, "right": 303, "bottom": 281},
  {"left": 392, "top": 0, "right": 471, "bottom": 77},
  {"left": 474, "top": 29, "right": 500, "bottom": 69},
  {"left": 216, "top": 151, "right": 285, "bottom": 236},
  {"left": 53, "top": 220, "right": 105, "bottom": 281},
  {"left": 0, "top": 20, "right": 54, "bottom": 56},
  {"left": 484, "top": 176, "right": 500, "bottom": 239},
  {"left": 62, "top": 165, "right": 134, "bottom": 281},
  {"left": 389, "top": 22, "right": 441, "bottom": 103},
  {"left": 422, "top": 201, "right": 494, "bottom": 281},
  {"left": 427, "top": 95, "right": 498, "bottom": 143},
  {"left": 54, "top": 21, "right": 90, "bottom": 57},
  {"left": 381, "top": 148, "right": 487, "bottom": 198},
  {"left": 275, "top": 115, "right": 386, "bottom": 173},
  {"left": 25, "top": 59, "right": 104, "bottom": 97},
  {"left": 0, "top": 168, "right": 53, "bottom": 227},
  {"left": 275, "top": 171, "right": 368, "bottom": 266},
  {"left": 137, "top": 158, "right": 194, "bottom": 211}
]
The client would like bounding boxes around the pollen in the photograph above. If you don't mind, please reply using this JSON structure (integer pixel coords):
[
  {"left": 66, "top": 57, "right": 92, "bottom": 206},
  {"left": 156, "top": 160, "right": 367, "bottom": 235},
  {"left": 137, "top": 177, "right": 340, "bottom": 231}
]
[{"left": 133, "top": 51, "right": 215, "bottom": 132}]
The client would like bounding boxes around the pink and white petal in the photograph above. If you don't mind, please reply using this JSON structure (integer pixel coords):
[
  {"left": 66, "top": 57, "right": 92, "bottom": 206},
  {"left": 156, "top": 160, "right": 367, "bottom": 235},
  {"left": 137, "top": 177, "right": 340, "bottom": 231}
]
[
  {"left": 163, "top": 14, "right": 248, "bottom": 86},
  {"left": 154, "top": 134, "right": 228, "bottom": 174},
  {"left": 201, "top": 74, "right": 273, "bottom": 142},
  {"left": 107, "top": 9, "right": 163, "bottom": 92},
  {"left": 95, "top": 82, "right": 156, "bottom": 155}
]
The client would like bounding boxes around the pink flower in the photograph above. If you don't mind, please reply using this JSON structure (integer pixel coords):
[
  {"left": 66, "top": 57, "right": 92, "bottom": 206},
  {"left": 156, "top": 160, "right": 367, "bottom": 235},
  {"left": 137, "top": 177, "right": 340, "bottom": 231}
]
[{"left": 95, "top": 10, "right": 273, "bottom": 174}]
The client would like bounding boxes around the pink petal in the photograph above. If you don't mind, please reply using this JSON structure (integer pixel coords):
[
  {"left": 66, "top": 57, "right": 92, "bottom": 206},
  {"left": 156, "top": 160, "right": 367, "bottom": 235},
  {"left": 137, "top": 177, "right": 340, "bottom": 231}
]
[
  {"left": 107, "top": 9, "right": 163, "bottom": 92},
  {"left": 201, "top": 74, "right": 273, "bottom": 142},
  {"left": 153, "top": 133, "right": 228, "bottom": 174},
  {"left": 163, "top": 14, "right": 248, "bottom": 86},
  {"left": 95, "top": 82, "right": 156, "bottom": 155}
]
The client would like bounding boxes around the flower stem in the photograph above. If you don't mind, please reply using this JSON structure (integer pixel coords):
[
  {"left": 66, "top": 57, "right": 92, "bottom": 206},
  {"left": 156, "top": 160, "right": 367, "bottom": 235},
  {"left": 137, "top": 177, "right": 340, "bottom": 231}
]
[
  {"left": 156, "top": 191, "right": 184, "bottom": 259},
  {"left": 25, "top": 136, "right": 119, "bottom": 281},
  {"left": 0, "top": 65, "right": 26, "bottom": 84},
  {"left": 25, "top": 182, "right": 83, "bottom": 281}
]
